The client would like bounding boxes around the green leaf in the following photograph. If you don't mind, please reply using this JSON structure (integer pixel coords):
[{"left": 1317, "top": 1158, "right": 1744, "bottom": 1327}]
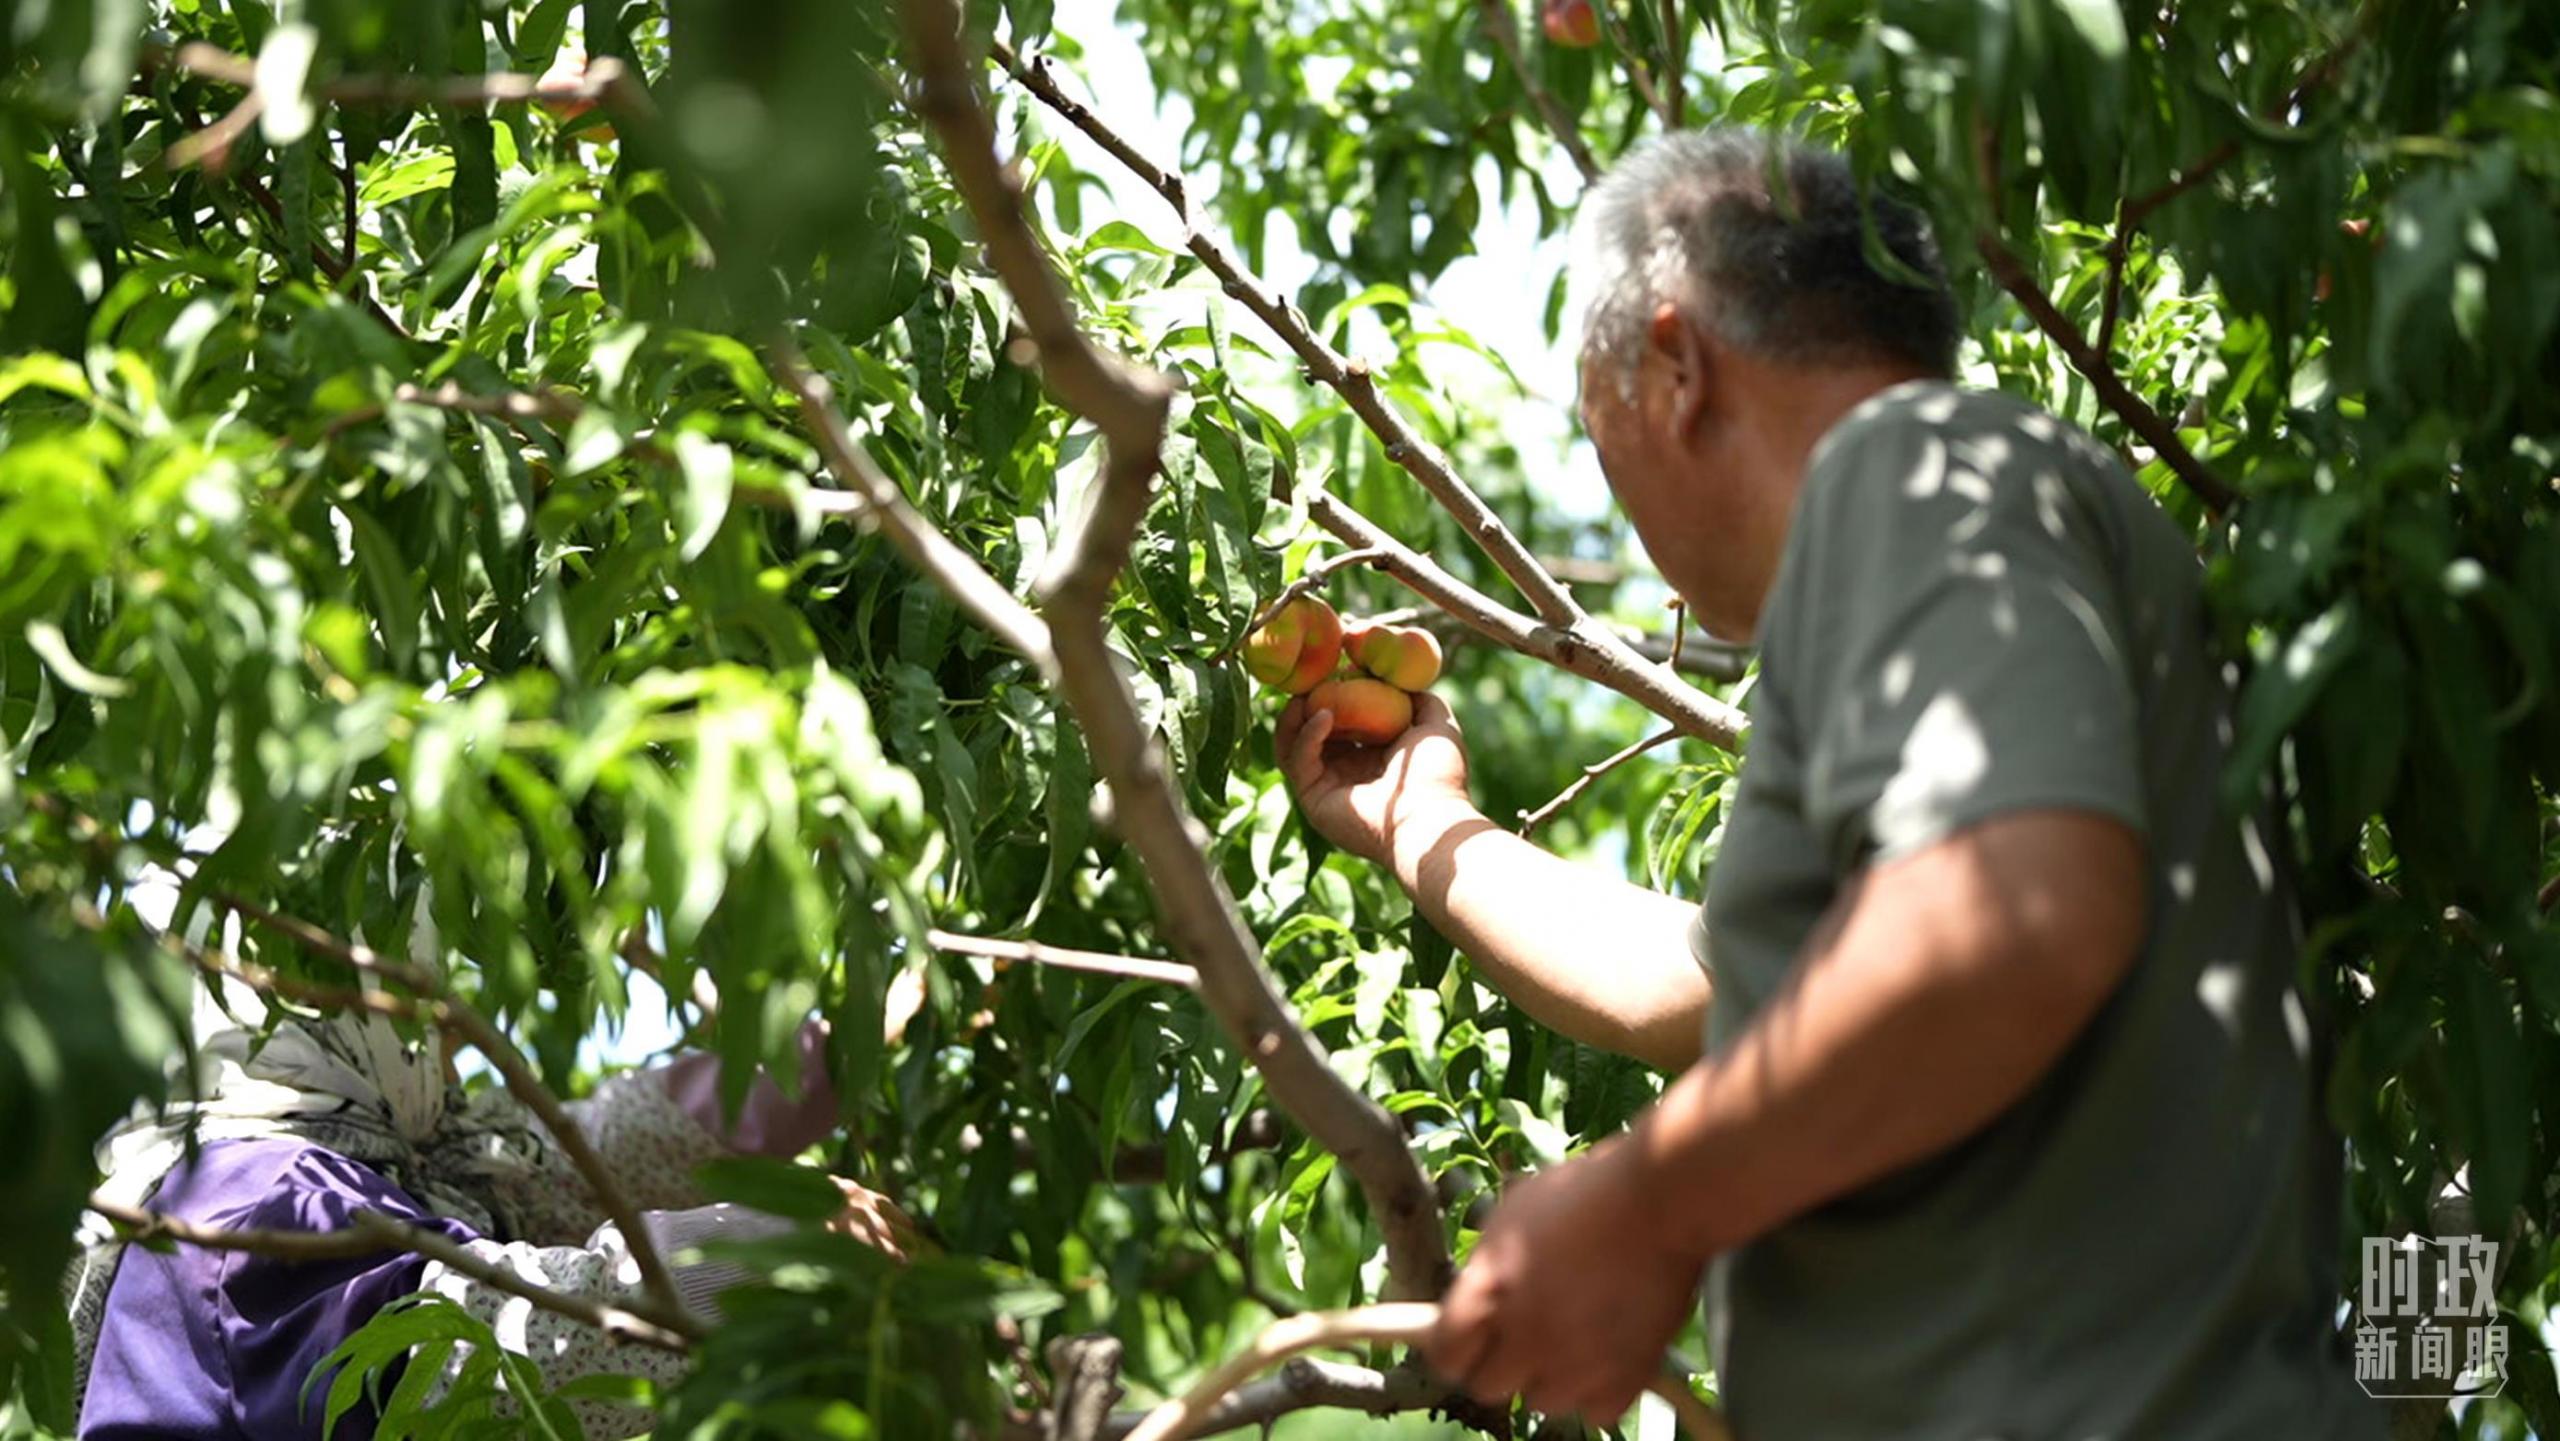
[
  {"left": 340, "top": 503, "right": 422, "bottom": 675},
  {"left": 672, "top": 431, "right": 736, "bottom": 562},
  {"left": 694, "top": 1156, "right": 849, "bottom": 1222}
]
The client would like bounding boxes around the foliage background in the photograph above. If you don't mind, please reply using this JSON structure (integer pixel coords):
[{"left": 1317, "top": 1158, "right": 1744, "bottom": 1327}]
[{"left": 1, "top": 0, "right": 2556, "bottom": 1436}]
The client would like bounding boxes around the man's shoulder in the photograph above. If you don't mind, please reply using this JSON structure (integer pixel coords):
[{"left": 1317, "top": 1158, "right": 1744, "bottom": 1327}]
[
  {"left": 1811, "top": 381, "right": 2123, "bottom": 494},
  {"left": 1795, "top": 380, "right": 2147, "bottom": 563}
]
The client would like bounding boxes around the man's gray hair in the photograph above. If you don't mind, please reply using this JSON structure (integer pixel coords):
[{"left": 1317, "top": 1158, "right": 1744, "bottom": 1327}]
[{"left": 1572, "top": 129, "right": 1959, "bottom": 391}]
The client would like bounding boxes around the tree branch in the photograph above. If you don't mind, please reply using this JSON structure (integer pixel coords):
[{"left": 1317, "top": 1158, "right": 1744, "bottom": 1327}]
[
  {"left": 218, "top": 896, "right": 693, "bottom": 1325},
  {"left": 1478, "top": 0, "right": 1604, "bottom": 183},
  {"left": 1211, "top": 546, "right": 1394, "bottom": 661},
  {"left": 1972, "top": 124, "right": 2236, "bottom": 518},
  {"left": 1098, "top": 1358, "right": 1446, "bottom": 1440},
  {"left": 86, "top": 1196, "right": 695, "bottom": 1352},
  {"left": 2090, "top": 15, "right": 2367, "bottom": 361},
  {"left": 991, "top": 39, "right": 1583, "bottom": 631},
  {"left": 1048, "top": 1334, "right": 1128, "bottom": 1441},
  {"left": 1972, "top": 227, "right": 2236, "bottom": 517},
  {"left": 149, "top": 40, "right": 632, "bottom": 111},
  {"left": 929, "top": 929, "right": 1199, "bottom": 989},
  {"left": 899, "top": 4, "right": 1174, "bottom": 608},
  {"left": 898, "top": 0, "right": 1455, "bottom": 1303},
  {"left": 1116, "top": 1304, "right": 1730, "bottom": 1441},
  {"left": 1658, "top": 0, "right": 1685, "bottom": 127},
  {"left": 1586, "top": 0, "right": 1671, "bottom": 126},
  {"left": 1518, "top": 727, "right": 1681, "bottom": 836},
  {"left": 772, "top": 343, "right": 1061, "bottom": 669},
  {"left": 1307, "top": 491, "right": 1746, "bottom": 748}
]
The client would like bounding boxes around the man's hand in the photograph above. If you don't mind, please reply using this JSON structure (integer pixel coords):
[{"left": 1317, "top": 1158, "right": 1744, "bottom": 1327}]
[
  {"left": 1276, "top": 690, "right": 1475, "bottom": 866},
  {"left": 827, "top": 1178, "right": 926, "bottom": 1262},
  {"left": 1424, "top": 1137, "right": 1703, "bottom": 1423}
]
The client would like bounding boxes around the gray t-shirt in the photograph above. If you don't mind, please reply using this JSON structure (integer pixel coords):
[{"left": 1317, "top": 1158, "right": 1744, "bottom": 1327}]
[{"left": 1694, "top": 382, "right": 2378, "bottom": 1439}]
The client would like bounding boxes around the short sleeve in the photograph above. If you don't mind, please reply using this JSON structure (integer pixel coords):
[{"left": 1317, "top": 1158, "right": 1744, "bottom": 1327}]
[{"left": 1770, "top": 401, "right": 2148, "bottom": 873}]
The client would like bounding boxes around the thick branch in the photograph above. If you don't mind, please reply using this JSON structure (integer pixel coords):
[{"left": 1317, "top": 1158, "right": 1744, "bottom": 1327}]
[
  {"left": 1308, "top": 491, "right": 1747, "bottom": 748},
  {"left": 991, "top": 40, "right": 1582, "bottom": 630},
  {"left": 1118, "top": 1304, "right": 1730, "bottom": 1441},
  {"left": 1478, "top": 0, "right": 1603, "bottom": 183},
  {"left": 219, "top": 897, "right": 691, "bottom": 1324},
  {"left": 1518, "top": 727, "right": 1681, "bottom": 835},
  {"left": 930, "top": 929, "right": 1199, "bottom": 989},
  {"left": 87, "top": 1197, "right": 694, "bottom": 1351},
  {"left": 151, "top": 40, "right": 629, "bottom": 110},
  {"left": 902, "top": 3, "right": 1454, "bottom": 1300},
  {"left": 772, "top": 343, "right": 1060, "bottom": 668},
  {"left": 900, "top": 2, "right": 1173, "bottom": 607},
  {"left": 1099, "top": 1358, "right": 1448, "bottom": 1440}
]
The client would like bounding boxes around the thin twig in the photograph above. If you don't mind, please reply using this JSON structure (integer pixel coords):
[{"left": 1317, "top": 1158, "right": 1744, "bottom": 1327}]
[
  {"left": 1519, "top": 727, "right": 1681, "bottom": 835},
  {"left": 1117, "top": 1304, "right": 1730, "bottom": 1441},
  {"left": 1215, "top": 547, "right": 1394, "bottom": 660},
  {"left": 2091, "top": 15, "right": 2369, "bottom": 358},
  {"left": 1658, "top": 0, "right": 1684, "bottom": 126},
  {"left": 86, "top": 1196, "right": 695, "bottom": 1351},
  {"left": 2538, "top": 871, "right": 2558, "bottom": 914},
  {"left": 165, "top": 91, "right": 262, "bottom": 169},
  {"left": 992, "top": 39, "right": 1583, "bottom": 631},
  {"left": 218, "top": 896, "right": 693, "bottom": 1324},
  {"left": 902, "top": 0, "right": 1454, "bottom": 1301},
  {"left": 1974, "top": 124, "right": 2235, "bottom": 517},
  {"left": 1974, "top": 228, "right": 2236, "bottom": 516},
  {"left": 1306, "top": 490, "right": 1747, "bottom": 747},
  {"left": 772, "top": 343, "right": 1060, "bottom": 669},
  {"left": 1479, "top": 0, "right": 1604, "bottom": 183},
  {"left": 337, "top": 148, "right": 358, "bottom": 275},
  {"left": 1663, "top": 596, "right": 1688, "bottom": 672},
  {"left": 929, "top": 929, "right": 1199, "bottom": 989},
  {"left": 1587, "top": 0, "right": 1671, "bottom": 125}
]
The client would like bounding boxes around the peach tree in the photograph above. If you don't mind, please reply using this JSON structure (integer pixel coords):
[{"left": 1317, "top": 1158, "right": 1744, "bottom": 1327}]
[{"left": 0, "top": 0, "right": 2555, "bottom": 1438}]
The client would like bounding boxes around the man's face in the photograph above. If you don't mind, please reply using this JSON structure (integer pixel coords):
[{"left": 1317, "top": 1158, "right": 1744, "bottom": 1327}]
[{"left": 1576, "top": 336, "right": 1757, "bottom": 640}]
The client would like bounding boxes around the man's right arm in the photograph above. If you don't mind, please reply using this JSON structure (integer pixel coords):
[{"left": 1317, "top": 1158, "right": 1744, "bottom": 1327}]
[{"left": 1280, "top": 694, "right": 1707, "bottom": 1071}]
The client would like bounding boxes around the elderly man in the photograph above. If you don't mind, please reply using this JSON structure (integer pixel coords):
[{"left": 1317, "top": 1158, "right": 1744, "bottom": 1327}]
[{"left": 1278, "top": 130, "right": 2377, "bottom": 1438}]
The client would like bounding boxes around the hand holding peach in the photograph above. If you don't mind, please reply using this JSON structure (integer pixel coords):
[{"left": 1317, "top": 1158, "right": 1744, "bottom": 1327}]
[{"left": 1304, "top": 676, "right": 1414, "bottom": 747}]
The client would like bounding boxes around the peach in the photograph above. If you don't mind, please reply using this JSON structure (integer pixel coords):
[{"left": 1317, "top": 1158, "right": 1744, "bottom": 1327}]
[
  {"left": 1241, "top": 596, "right": 1344, "bottom": 694},
  {"left": 537, "top": 48, "right": 617, "bottom": 139},
  {"left": 1307, "top": 676, "right": 1414, "bottom": 746},
  {"left": 1543, "top": 0, "right": 1600, "bottom": 47},
  {"left": 1346, "top": 620, "right": 1443, "bottom": 692}
]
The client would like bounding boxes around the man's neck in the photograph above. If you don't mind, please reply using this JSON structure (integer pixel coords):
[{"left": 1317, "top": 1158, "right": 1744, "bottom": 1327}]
[
  {"left": 1751, "top": 359, "right": 1942, "bottom": 490},
  {"left": 1716, "top": 360, "right": 1943, "bottom": 640}
]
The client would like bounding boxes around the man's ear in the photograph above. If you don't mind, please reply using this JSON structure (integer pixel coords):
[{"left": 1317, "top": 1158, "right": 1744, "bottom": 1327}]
[{"left": 1647, "top": 301, "right": 1716, "bottom": 442}]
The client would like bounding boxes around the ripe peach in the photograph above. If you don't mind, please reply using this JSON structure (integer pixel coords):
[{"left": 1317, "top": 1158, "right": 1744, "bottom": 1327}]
[
  {"left": 1543, "top": 0, "right": 1601, "bottom": 48},
  {"left": 1241, "top": 596, "right": 1344, "bottom": 694},
  {"left": 537, "top": 48, "right": 617, "bottom": 139},
  {"left": 1307, "top": 676, "right": 1414, "bottom": 746},
  {"left": 1346, "top": 620, "right": 1443, "bottom": 692}
]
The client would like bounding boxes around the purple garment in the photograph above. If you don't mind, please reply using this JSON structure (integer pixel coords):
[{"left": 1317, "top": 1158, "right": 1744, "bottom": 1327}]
[
  {"left": 80, "top": 1026, "right": 840, "bottom": 1440},
  {"left": 79, "top": 1138, "right": 472, "bottom": 1441}
]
